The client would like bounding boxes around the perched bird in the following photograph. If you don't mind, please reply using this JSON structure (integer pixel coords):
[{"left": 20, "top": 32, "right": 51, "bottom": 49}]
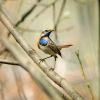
[{"left": 38, "top": 29, "right": 72, "bottom": 69}]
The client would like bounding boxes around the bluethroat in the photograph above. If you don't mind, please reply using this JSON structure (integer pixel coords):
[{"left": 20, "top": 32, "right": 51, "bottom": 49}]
[{"left": 38, "top": 29, "right": 72, "bottom": 69}]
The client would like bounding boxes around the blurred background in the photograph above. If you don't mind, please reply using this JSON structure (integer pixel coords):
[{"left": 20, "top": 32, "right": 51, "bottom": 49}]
[{"left": 0, "top": 0, "right": 99, "bottom": 100}]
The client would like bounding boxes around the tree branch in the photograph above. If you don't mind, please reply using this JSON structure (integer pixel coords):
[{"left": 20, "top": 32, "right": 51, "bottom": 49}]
[
  {"left": 75, "top": 50, "right": 94, "bottom": 100},
  {"left": 31, "top": 0, "right": 59, "bottom": 22},
  {"left": 54, "top": 0, "right": 67, "bottom": 41},
  {"left": 0, "top": 37, "right": 64, "bottom": 100},
  {"left": 15, "top": 0, "right": 42, "bottom": 27},
  {"left": 0, "top": 58, "right": 71, "bottom": 99},
  {"left": 6, "top": 0, "right": 42, "bottom": 37},
  {"left": 0, "top": 6, "right": 84, "bottom": 100}
]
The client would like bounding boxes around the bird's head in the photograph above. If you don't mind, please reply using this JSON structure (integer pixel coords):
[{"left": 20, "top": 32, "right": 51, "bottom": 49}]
[{"left": 41, "top": 29, "right": 54, "bottom": 37}]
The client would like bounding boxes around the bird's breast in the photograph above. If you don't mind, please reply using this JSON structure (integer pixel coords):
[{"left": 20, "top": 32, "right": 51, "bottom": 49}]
[
  {"left": 39, "top": 37, "right": 48, "bottom": 46},
  {"left": 38, "top": 37, "right": 56, "bottom": 56},
  {"left": 38, "top": 44, "right": 56, "bottom": 56}
]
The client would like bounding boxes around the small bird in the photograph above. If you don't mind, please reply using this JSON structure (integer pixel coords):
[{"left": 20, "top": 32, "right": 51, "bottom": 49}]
[{"left": 38, "top": 29, "right": 72, "bottom": 69}]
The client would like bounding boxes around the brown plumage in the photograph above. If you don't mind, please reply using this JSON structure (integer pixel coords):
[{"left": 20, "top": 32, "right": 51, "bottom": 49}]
[{"left": 38, "top": 29, "right": 73, "bottom": 64}]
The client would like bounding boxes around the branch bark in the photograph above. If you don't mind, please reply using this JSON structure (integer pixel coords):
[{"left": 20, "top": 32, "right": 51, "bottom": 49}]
[
  {"left": 0, "top": 58, "right": 71, "bottom": 99},
  {"left": 0, "top": 6, "right": 84, "bottom": 100},
  {"left": 0, "top": 37, "right": 64, "bottom": 100}
]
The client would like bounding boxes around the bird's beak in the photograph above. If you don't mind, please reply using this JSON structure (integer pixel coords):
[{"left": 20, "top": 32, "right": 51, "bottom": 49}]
[
  {"left": 49, "top": 29, "right": 54, "bottom": 32},
  {"left": 48, "top": 30, "right": 54, "bottom": 33},
  {"left": 47, "top": 30, "right": 54, "bottom": 36}
]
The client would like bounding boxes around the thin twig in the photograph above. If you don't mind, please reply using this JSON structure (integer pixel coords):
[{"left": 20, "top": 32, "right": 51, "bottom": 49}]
[
  {"left": 31, "top": 0, "right": 59, "bottom": 22},
  {"left": 15, "top": 0, "right": 42, "bottom": 27},
  {"left": 54, "top": 0, "right": 67, "bottom": 41},
  {"left": 75, "top": 50, "right": 86, "bottom": 79},
  {"left": 52, "top": 0, "right": 67, "bottom": 67},
  {"left": 52, "top": 3, "right": 56, "bottom": 29},
  {"left": 52, "top": 3, "right": 57, "bottom": 68},
  {"left": 75, "top": 50, "right": 94, "bottom": 100},
  {"left": 0, "top": 6, "right": 84, "bottom": 100},
  {"left": 0, "top": 59, "right": 21, "bottom": 66},
  {"left": 55, "top": 0, "right": 67, "bottom": 26}
]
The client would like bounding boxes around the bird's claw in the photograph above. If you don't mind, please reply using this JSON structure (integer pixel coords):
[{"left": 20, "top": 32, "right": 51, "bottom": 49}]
[
  {"left": 39, "top": 58, "right": 45, "bottom": 64},
  {"left": 49, "top": 67, "right": 55, "bottom": 71}
]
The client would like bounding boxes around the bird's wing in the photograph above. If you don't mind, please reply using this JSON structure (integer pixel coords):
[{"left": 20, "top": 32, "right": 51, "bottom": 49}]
[{"left": 47, "top": 38, "right": 62, "bottom": 57}]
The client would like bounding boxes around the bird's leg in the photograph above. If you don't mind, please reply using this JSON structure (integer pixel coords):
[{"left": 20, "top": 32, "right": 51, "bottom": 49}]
[
  {"left": 49, "top": 56, "right": 57, "bottom": 71},
  {"left": 39, "top": 55, "right": 53, "bottom": 63}
]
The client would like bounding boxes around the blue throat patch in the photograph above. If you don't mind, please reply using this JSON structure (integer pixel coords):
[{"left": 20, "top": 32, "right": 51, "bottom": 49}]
[
  {"left": 39, "top": 38, "right": 48, "bottom": 45},
  {"left": 44, "top": 32, "right": 51, "bottom": 37}
]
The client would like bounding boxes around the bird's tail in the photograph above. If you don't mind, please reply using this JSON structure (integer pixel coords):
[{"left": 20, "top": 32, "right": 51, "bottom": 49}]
[{"left": 57, "top": 44, "right": 73, "bottom": 50}]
